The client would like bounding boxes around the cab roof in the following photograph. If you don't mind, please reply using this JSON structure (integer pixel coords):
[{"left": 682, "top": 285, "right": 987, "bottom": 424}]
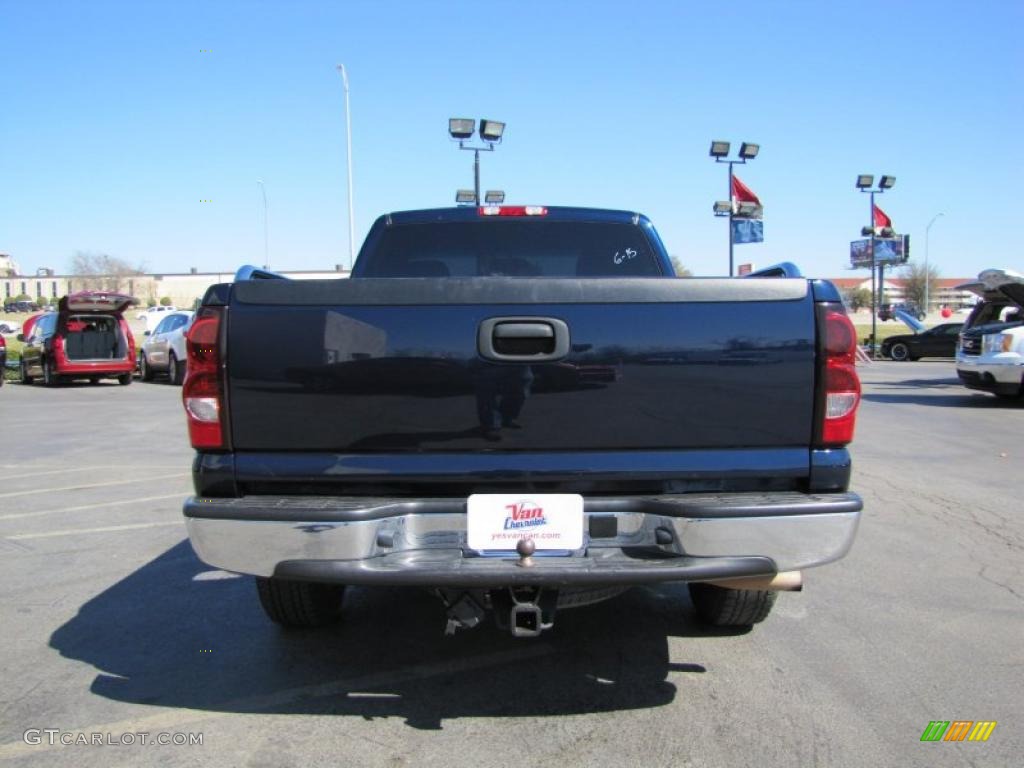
[{"left": 380, "top": 206, "right": 649, "bottom": 227}]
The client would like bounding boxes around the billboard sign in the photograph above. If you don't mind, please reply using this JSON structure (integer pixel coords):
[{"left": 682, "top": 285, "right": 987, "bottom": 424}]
[{"left": 850, "top": 235, "right": 910, "bottom": 268}]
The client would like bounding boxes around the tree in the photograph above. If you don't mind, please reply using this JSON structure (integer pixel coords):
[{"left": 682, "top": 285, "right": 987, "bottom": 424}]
[
  {"left": 69, "top": 252, "right": 146, "bottom": 293},
  {"left": 899, "top": 261, "right": 940, "bottom": 310},
  {"left": 159, "top": 296, "right": 173, "bottom": 306},
  {"left": 843, "top": 287, "right": 872, "bottom": 311},
  {"left": 669, "top": 256, "right": 693, "bottom": 277}
]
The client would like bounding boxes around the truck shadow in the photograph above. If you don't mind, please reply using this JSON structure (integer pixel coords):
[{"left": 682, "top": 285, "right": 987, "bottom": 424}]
[{"left": 49, "top": 541, "right": 734, "bottom": 729}]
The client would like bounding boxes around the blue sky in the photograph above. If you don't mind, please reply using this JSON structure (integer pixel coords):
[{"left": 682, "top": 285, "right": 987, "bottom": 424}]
[{"left": 2, "top": 0, "right": 1021, "bottom": 279}]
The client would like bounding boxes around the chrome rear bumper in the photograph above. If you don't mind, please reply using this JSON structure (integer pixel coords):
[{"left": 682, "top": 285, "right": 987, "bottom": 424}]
[{"left": 184, "top": 492, "right": 861, "bottom": 587}]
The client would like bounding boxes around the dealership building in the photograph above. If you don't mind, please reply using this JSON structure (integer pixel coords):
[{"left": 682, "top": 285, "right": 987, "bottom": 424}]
[
  {"left": 828, "top": 277, "right": 976, "bottom": 309},
  {"left": 0, "top": 252, "right": 976, "bottom": 311},
  {"left": 1, "top": 262, "right": 351, "bottom": 308}
]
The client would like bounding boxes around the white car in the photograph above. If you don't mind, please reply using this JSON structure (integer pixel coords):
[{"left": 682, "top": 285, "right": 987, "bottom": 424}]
[
  {"left": 0, "top": 320, "right": 22, "bottom": 335},
  {"left": 139, "top": 310, "right": 193, "bottom": 384},
  {"left": 136, "top": 305, "right": 179, "bottom": 332},
  {"left": 955, "top": 269, "right": 1024, "bottom": 400}
]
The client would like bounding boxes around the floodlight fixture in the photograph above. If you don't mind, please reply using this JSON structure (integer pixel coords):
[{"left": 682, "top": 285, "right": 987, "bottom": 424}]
[
  {"left": 449, "top": 118, "right": 475, "bottom": 140},
  {"left": 879, "top": 175, "right": 896, "bottom": 189},
  {"left": 479, "top": 119, "right": 505, "bottom": 142},
  {"left": 710, "top": 140, "right": 731, "bottom": 158},
  {"left": 484, "top": 190, "right": 505, "bottom": 204},
  {"left": 455, "top": 189, "right": 476, "bottom": 204},
  {"left": 856, "top": 174, "right": 874, "bottom": 189},
  {"left": 713, "top": 200, "right": 732, "bottom": 214},
  {"left": 450, "top": 117, "right": 507, "bottom": 205},
  {"left": 861, "top": 226, "right": 875, "bottom": 237},
  {"left": 877, "top": 226, "right": 895, "bottom": 238},
  {"left": 736, "top": 201, "right": 763, "bottom": 218},
  {"left": 739, "top": 142, "right": 760, "bottom": 159}
]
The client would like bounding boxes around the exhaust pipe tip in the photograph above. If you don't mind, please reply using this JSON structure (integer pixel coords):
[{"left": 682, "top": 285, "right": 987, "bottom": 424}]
[{"left": 706, "top": 570, "right": 803, "bottom": 592}]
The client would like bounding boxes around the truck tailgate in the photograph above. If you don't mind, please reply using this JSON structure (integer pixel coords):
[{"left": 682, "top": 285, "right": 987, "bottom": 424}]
[{"left": 226, "top": 277, "right": 815, "bottom": 458}]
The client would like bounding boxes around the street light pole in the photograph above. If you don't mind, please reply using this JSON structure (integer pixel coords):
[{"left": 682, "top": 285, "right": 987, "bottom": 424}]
[
  {"left": 925, "top": 213, "right": 944, "bottom": 314},
  {"left": 336, "top": 64, "right": 356, "bottom": 270},
  {"left": 256, "top": 179, "right": 269, "bottom": 270}
]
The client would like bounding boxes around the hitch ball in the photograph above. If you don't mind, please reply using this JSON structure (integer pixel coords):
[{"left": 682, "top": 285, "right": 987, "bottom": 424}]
[{"left": 515, "top": 537, "right": 536, "bottom": 568}]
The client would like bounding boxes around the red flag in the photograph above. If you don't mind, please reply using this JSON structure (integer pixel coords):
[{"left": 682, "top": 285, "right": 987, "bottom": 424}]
[
  {"left": 873, "top": 204, "right": 892, "bottom": 228},
  {"left": 731, "top": 175, "right": 761, "bottom": 205}
]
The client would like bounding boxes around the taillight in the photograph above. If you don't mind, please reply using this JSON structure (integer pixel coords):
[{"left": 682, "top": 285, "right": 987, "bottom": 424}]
[
  {"left": 816, "top": 306, "right": 861, "bottom": 446},
  {"left": 182, "top": 306, "right": 226, "bottom": 449}
]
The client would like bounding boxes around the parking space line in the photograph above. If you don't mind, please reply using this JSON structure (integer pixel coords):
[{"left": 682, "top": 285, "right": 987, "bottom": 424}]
[
  {"left": 0, "top": 493, "right": 185, "bottom": 521},
  {"left": 6, "top": 521, "right": 184, "bottom": 541},
  {"left": 0, "top": 474, "right": 189, "bottom": 499},
  {"left": 0, "top": 645, "right": 553, "bottom": 759},
  {"left": 0, "top": 466, "right": 186, "bottom": 481}
]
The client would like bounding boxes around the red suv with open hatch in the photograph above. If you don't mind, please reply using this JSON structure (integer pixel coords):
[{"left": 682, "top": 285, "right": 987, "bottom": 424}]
[{"left": 19, "top": 291, "right": 137, "bottom": 386}]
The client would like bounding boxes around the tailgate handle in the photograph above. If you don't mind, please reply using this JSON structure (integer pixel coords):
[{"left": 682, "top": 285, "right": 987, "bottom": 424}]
[
  {"left": 478, "top": 317, "right": 570, "bottom": 362},
  {"left": 493, "top": 322, "right": 553, "bottom": 340}
]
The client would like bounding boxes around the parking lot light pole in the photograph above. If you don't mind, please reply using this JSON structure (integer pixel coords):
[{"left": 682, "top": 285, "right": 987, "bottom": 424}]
[
  {"left": 449, "top": 119, "right": 505, "bottom": 204},
  {"left": 256, "top": 180, "right": 269, "bottom": 270},
  {"left": 336, "top": 64, "right": 356, "bottom": 270},
  {"left": 857, "top": 174, "right": 894, "bottom": 358},
  {"left": 925, "top": 213, "right": 944, "bottom": 313},
  {"left": 710, "top": 140, "right": 758, "bottom": 276}
]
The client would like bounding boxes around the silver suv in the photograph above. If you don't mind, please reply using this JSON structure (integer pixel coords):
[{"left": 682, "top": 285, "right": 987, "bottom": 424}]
[{"left": 139, "top": 310, "right": 193, "bottom": 385}]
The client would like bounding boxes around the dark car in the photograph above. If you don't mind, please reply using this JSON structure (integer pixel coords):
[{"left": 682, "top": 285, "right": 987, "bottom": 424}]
[
  {"left": 3, "top": 300, "right": 40, "bottom": 313},
  {"left": 881, "top": 321, "right": 964, "bottom": 361},
  {"left": 878, "top": 303, "right": 925, "bottom": 322},
  {"left": 0, "top": 334, "right": 6, "bottom": 387},
  {"left": 18, "top": 291, "right": 136, "bottom": 386}
]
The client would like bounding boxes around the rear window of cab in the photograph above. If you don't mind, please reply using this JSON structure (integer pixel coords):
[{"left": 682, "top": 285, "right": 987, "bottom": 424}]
[{"left": 361, "top": 221, "right": 663, "bottom": 278}]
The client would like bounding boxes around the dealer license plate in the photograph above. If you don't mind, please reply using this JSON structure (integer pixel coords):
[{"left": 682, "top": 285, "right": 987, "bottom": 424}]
[{"left": 467, "top": 494, "right": 584, "bottom": 552}]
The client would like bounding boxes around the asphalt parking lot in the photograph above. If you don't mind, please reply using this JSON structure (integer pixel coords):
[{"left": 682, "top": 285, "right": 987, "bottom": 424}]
[{"left": 0, "top": 363, "right": 1020, "bottom": 767}]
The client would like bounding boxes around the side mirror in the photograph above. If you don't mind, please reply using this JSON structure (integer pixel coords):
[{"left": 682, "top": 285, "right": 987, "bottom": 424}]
[
  {"left": 16, "top": 333, "right": 24, "bottom": 342},
  {"left": 144, "top": 330, "right": 151, "bottom": 336}
]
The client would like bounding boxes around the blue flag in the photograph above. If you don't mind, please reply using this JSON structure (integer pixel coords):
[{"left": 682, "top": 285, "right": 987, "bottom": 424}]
[{"left": 732, "top": 219, "right": 764, "bottom": 244}]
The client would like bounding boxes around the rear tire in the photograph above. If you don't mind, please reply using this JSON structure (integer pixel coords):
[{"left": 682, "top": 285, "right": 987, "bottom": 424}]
[
  {"left": 42, "top": 358, "right": 58, "bottom": 387},
  {"left": 889, "top": 342, "right": 910, "bottom": 361},
  {"left": 20, "top": 361, "right": 33, "bottom": 385},
  {"left": 117, "top": 373, "right": 133, "bottom": 386},
  {"left": 140, "top": 353, "right": 154, "bottom": 381},
  {"left": 688, "top": 583, "right": 777, "bottom": 627},
  {"left": 256, "top": 577, "right": 346, "bottom": 628},
  {"left": 168, "top": 352, "right": 184, "bottom": 385}
]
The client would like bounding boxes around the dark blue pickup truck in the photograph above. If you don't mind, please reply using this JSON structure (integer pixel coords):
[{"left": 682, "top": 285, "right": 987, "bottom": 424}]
[{"left": 181, "top": 205, "right": 863, "bottom": 637}]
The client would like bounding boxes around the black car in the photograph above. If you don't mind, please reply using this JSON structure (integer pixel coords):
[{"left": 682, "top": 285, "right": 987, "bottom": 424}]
[
  {"left": 878, "top": 303, "right": 925, "bottom": 322},
  {"left": 881, "top": 322, "right": 964, "bottom": 361}
]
